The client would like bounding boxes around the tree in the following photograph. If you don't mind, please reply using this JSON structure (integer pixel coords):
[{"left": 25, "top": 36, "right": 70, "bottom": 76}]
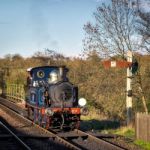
[
  {"left": 136, "top": 0, "right": 150, "bottom": 53},
  {"left": 4, "top": 54, "right": 12, "bottom": 61},
  {"left": 12, "top": 54, "right": 23, "bottom": 61},
  {"left": 83, "top": 0, "right": 150, "bottom": 118},
  {"left": 33, "top": 49, "right": 65, "bottom": 65},
  {"left": 83, "top": 0, "right": 137, "bottom": 58}
]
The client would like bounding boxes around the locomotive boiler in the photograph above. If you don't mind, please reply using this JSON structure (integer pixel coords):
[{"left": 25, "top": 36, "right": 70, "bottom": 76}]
[{"left": 26, "top": 66, "right": 87, "bottom": 129}]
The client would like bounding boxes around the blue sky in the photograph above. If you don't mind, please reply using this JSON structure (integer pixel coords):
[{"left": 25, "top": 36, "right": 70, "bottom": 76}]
[{"left": 0, "top": 0, "right": 105, "bottom": 58}]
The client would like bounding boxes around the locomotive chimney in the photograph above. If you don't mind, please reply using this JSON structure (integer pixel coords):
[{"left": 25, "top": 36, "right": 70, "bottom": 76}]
[
  {"left": 59, "top": 66, "right": 69, "bottom": 81},
  {"left": 59, "top": 66, "right": 64, "bottom": 81}
]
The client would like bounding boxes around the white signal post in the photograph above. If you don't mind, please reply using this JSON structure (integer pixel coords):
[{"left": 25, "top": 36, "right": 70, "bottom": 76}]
[{"left": 126, "top": 50, "right": 133, "bottom": 125}]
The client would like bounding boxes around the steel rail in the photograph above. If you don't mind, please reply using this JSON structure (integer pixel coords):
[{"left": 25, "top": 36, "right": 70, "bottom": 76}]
[
  {"left": 0, "top": 102, "right": 81, "bottom": 150},
  {"left": 0, "top": 97, "right": 26, "bottom": 116},
  {"left": 0, "top": 121, "right": 31, "bottom": 150},
  {"left": 74, "top": 129, "right": 128, "bottom": 150}
]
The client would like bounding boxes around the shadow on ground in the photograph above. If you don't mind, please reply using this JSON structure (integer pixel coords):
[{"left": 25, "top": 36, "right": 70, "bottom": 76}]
[
  {"left": 80, "top": 119, "right": 120, "bottom": 131},
  {"left": 0, "top": 116, "right": 70, "bottom": 150}
]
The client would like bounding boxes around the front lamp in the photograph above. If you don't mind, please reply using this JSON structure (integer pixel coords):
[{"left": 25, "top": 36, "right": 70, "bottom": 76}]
[{"left": 78, "top": 98, "right": 87, "bottom": 107}]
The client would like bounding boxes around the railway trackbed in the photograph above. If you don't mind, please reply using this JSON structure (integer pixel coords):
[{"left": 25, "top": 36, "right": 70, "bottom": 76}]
[
  {"left": 0, "top": 97, "right": 141, "bottom": 150},
  {"left": 0, "top": 102, "right": 80, "bottom": 150},
  {"left": 0, "top": 120, "right": 31, "bottom": 150},
  {"left": 51, "top": 129, "right": 127, "bottom": 150}
]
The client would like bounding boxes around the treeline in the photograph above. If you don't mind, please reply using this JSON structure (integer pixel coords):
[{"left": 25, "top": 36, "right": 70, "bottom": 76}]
[
  {"left": 0, "top": 50, "right": 149, "bottom": 121},
  {"left": 0, "top": 0, "right": 149, "bottom": 121}
]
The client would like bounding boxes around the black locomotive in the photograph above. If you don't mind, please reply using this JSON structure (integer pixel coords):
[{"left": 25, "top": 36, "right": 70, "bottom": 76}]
[{"left": 26, "top": 66, "right": 87, "bottom": 129}]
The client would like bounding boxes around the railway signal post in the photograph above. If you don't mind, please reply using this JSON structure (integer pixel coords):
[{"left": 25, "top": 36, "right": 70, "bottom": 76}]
[
  {"left": 126, "top": 50, "right": 133, "bottom": 126},
  {"left": 103, "top": 50, "right": 134, "bottom": 126}
]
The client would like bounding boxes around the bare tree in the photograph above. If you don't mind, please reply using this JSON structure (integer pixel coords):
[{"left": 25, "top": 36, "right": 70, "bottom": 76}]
[
  {"left": 33, "top": 49, "right": 65, "bottom": 65},
  {"left": 83, "top": 0, "right": 137, "bottom": 58},
  {"left": 45, "top": 49, "right": 65, "bottom": 61},
  {"left": 136, "top": 0, "right": 150, "bottom": 53},
  {"left": 12, "top": 54, "right": 24, "bottom": 61}
]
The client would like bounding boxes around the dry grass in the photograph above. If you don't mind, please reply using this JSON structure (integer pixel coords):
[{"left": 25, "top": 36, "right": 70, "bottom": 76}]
[
  {"left": 80, "top": 107, "right": 120, "bottom": 131},
  {"left": 112, "top": 126, "right": 135, "bottom": 138},
  {"left": 81, "top": 107, "right": 107, "bottom": 121}
]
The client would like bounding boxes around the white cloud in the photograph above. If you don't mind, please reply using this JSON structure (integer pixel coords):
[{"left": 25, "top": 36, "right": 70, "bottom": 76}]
[{"left": 93, "top": 0, "right": 109, "bottom": 2}]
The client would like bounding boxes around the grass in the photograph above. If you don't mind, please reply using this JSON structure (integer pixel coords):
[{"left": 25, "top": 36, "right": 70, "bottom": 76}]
[
  {"left": 134, "top": 140, "right": 150, "bottom": 150},
  {"left": 81, "top": 107, "right": 107, "bottom": 121},
  {"left": 103, "top": 127, "right": 150, "bottom": 150},
  {"left": 80, "top": 107, "right": 120, "bottom": 131},
  {"left": 109, "top": 126, "right": 135, "bottom": 138}
]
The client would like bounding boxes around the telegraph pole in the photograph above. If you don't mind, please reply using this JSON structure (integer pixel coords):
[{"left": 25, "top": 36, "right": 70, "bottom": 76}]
[{"left": 126, "top": 50, "right": 133, "bottom": 125}]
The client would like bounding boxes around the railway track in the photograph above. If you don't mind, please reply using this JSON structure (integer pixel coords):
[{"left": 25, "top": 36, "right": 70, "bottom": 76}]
[
  {"left": 0, "top": 99, "right": 80, "bottom": 150},
  {"left": 52, "top": 129, "right": 127, "bottom": 150},
  {"left": 0, "top": 120, "right": 31, "bottom": 150},
  {"left": 0, "top": 97, "right": 27, "bottom": 117},
  {"left": 0, "top": 97, "right": 139, "bottom": 150}
]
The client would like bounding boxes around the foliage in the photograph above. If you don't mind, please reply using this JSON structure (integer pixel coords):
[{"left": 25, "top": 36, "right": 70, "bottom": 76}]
[
  {"left": 0, "top": 50, "right": 150, "bottom": 121},
  {"left": 132, "top": 55, "right": 150, "bottom": 112}
]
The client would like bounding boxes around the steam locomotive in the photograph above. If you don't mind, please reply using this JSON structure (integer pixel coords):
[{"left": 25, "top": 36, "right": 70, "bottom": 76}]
[{"left": 26, "top": 66, "right": 87, "bottom": 129}]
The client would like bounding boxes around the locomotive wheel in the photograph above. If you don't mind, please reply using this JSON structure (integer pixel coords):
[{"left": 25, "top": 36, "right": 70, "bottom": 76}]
[
  {"left": 57, "top": 114, "right": 64, "bottom": 130},
  {"left": 60, "top": 114, "right": 64, "bottom": 129},
  {"left": 40, "top": 115, "right": 50, "bottom": 129},
  {"left": 46, "top": 117, "right": 50, "bottom": 129},
  {"left": 52, "top": 113, "right": 64, "bottom": 130},
  {"left": 69, "top": 119, "right": 80, "bottom": 130},
  {"left": 27, "top": 107, "right": 34, "bottom": 120}
]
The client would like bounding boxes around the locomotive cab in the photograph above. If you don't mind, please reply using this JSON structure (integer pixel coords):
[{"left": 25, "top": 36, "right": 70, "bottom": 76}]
[{"left": 29, "top": 66, "right": 68, "bottom": 86}]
